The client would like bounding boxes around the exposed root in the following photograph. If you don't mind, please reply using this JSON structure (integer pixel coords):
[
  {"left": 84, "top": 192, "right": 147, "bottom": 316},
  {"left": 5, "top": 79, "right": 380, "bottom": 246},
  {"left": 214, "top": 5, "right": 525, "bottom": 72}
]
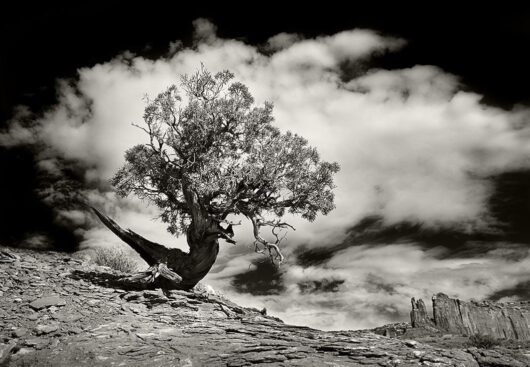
[{"left": 125, "top": 263, "right": 182, "bottom": 287}]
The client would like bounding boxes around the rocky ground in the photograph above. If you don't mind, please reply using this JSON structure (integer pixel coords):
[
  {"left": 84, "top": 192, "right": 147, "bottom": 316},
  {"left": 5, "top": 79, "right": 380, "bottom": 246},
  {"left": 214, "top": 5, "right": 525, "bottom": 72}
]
[{"left": 0, "top": 246, "right": 529, "bottom": 366}]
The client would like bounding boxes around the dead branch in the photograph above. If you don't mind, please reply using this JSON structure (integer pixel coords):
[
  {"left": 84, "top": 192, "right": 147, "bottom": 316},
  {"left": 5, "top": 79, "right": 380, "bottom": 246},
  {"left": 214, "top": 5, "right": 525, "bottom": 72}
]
[{"left": 249, "top": 216, "right": 295, "bottom": 265}]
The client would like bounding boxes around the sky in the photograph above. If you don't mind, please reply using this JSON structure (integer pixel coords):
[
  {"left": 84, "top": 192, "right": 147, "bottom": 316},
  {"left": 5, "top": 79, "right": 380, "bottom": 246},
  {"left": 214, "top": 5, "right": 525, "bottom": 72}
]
[{"left": 1, "top": 4, "right": 530, "bottom": 330}]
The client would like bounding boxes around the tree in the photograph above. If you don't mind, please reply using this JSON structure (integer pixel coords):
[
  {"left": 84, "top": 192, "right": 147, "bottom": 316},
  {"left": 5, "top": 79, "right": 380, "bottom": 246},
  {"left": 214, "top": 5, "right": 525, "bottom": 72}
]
[{"left": 91, "top": 66, "right": 339, "bottom": 290}]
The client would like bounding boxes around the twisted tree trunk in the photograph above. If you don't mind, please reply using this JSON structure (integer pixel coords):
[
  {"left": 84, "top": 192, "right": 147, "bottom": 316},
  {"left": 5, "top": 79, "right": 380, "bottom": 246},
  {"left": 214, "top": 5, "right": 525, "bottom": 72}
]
[{"left": 90, "top": 207, "right": 219, "bottom": 290}]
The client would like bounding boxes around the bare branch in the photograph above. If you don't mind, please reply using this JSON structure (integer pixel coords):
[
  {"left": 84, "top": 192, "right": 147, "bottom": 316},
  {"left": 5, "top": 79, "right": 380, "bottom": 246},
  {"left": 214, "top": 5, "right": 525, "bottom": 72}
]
[
  {"left": 249, "top": 216, "right": 294, "bottom": 265},
  {"left": 131, "top": 122, "right": 150, "bottom": 136},
  {"left": 257, "top": 219, "right": 295, "bottom": 232}
]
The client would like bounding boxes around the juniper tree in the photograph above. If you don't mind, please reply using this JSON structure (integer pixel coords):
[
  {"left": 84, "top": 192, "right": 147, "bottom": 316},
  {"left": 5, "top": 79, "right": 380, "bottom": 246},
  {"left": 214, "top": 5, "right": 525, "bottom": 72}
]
[{"left": 91, "top": 67, "right": 339, "bottom": 289}]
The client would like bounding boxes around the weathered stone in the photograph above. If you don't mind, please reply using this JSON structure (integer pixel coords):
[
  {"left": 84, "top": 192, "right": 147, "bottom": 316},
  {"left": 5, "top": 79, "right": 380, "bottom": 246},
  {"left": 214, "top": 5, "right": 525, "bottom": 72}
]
[
  {"left": 0, "top": 250, "right": 18, "bottom": 263},
  {"left": 24, "top": 337, "right": 49, "bottom": 349},
  {"left": 136, "top": 332, "right": 157, "bottom": 340},
  {"left": 410, "top": 297, "right": 434, "bottom": 328},
  {"left": 68, "top": 327, "right": 83, "bottom": 334},
  {"left": 15, "top": 347, "right": 35, "bottom": 356},
  {"left": 468, "top": 347, "right": 527, "bottom": 367},
  {"left": 29, "top": 296, "right": 66, "bottom": 310},
  {"left": 12, "top": 328, "right": 28, "bottom": 338},
  {"left": 411, "top": 293, "right": 530, "bottom": 340},
  {"left": 53, "top": 311, "right": 84, "bottom": 323},
  {"left": 35, "top": 324, "right": 59, "bottom": 335}
]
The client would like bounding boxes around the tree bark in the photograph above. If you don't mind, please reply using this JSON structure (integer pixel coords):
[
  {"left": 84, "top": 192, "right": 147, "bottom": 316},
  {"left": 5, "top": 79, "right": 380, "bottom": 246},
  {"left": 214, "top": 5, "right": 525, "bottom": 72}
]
[{"left": 90, "top": 207, "right": 219, "bottom": 290}]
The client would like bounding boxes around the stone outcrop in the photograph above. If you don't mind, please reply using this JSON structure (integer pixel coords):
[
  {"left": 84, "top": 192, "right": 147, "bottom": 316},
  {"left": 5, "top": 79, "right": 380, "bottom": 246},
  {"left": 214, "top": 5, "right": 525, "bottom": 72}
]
[
  {"left": 1, "top": 247, "right": 529, "bottom": 366},
  {"left": 411, "top": 293, "right": 530, "bottom": 340},
  {"left": 411, "top": 297, "right": 435, "bottom": 328}
]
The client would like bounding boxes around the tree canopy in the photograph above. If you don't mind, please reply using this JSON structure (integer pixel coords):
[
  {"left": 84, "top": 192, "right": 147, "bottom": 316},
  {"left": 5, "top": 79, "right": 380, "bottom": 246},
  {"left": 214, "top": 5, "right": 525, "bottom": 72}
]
[{"left": 111, "top": 67, "right": 339, "bottom": 263}]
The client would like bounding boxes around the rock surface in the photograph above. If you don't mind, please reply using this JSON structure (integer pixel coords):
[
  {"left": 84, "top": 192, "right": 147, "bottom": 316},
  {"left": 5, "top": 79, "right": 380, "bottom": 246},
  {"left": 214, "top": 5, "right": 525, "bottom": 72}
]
[
  {"left": 29, "top": 296, "right": 66, "bottom": 310},
  {"left": 0, "top": 246, "right": 529, "bottom": 366},
  {"left": 412, "top": 293, "right": 530, "bottom": 340},
  {"left": 411, "top": 298, "right": 435, "bottom": 329}
]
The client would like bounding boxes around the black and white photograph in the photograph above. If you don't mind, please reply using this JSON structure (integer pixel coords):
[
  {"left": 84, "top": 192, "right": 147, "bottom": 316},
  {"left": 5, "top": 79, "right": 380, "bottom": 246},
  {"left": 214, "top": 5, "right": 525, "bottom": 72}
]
[{"left": 1, "top": 4, "right": 530, "bottom": 366}]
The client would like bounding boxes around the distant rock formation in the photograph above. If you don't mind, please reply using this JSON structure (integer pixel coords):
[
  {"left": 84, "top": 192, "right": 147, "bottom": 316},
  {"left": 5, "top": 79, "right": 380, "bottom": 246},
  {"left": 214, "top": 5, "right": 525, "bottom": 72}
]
[
  {"left": 411, "top": 293, "right": 530, "bottom": 340},
  {"left": 410, "top": 297, "right": 435, "bottom": 328}
]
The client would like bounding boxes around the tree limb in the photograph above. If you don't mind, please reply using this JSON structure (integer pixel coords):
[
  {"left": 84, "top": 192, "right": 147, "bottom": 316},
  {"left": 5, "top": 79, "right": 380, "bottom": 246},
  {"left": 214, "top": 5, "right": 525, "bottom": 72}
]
[{"left": 249, "top": 216, "right": 294, "bottom": 264}]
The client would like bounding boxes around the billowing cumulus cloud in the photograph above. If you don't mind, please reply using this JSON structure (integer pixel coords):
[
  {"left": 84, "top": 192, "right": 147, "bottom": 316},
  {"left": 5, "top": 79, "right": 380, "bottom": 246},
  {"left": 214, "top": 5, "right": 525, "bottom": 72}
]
[{"left": 2, "top": 18, "right": 530, "bottom": 329}]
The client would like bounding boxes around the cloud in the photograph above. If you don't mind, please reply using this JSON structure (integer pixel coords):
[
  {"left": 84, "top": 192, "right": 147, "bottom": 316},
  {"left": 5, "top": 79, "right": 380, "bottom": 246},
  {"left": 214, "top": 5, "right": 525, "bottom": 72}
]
[
  {"left": 206, "top": 242, "right": 530, "bottom": 330},
  {"left": 192, "top": 18, "right": 218, "bottom": 44},
  {"left": 0, "top": 106, "right": 38, "bottom": 147},
  {"left": 264, "top": 33, "right": 303, "bottom": 51},
  {"left": 3, "top": 20, "right": 530, "bottom": 330},
  {"left": 265, "top": 29, "right": 403, "bottom": 75},
  {"left": 489, "top": 280, "right": 530, "bottom": 301}
]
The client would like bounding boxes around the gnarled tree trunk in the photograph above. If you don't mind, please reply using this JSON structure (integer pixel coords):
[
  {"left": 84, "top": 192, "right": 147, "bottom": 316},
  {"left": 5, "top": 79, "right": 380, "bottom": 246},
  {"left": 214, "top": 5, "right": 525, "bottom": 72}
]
[{"left": 90, "top": 206, "right": 219, "bottom": 290}]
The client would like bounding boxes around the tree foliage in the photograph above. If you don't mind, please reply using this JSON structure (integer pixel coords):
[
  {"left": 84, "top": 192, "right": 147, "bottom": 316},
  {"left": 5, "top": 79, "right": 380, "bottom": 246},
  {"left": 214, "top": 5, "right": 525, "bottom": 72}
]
[{"left": 112, "top": 66, "right": 339, "bottom": 263}]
